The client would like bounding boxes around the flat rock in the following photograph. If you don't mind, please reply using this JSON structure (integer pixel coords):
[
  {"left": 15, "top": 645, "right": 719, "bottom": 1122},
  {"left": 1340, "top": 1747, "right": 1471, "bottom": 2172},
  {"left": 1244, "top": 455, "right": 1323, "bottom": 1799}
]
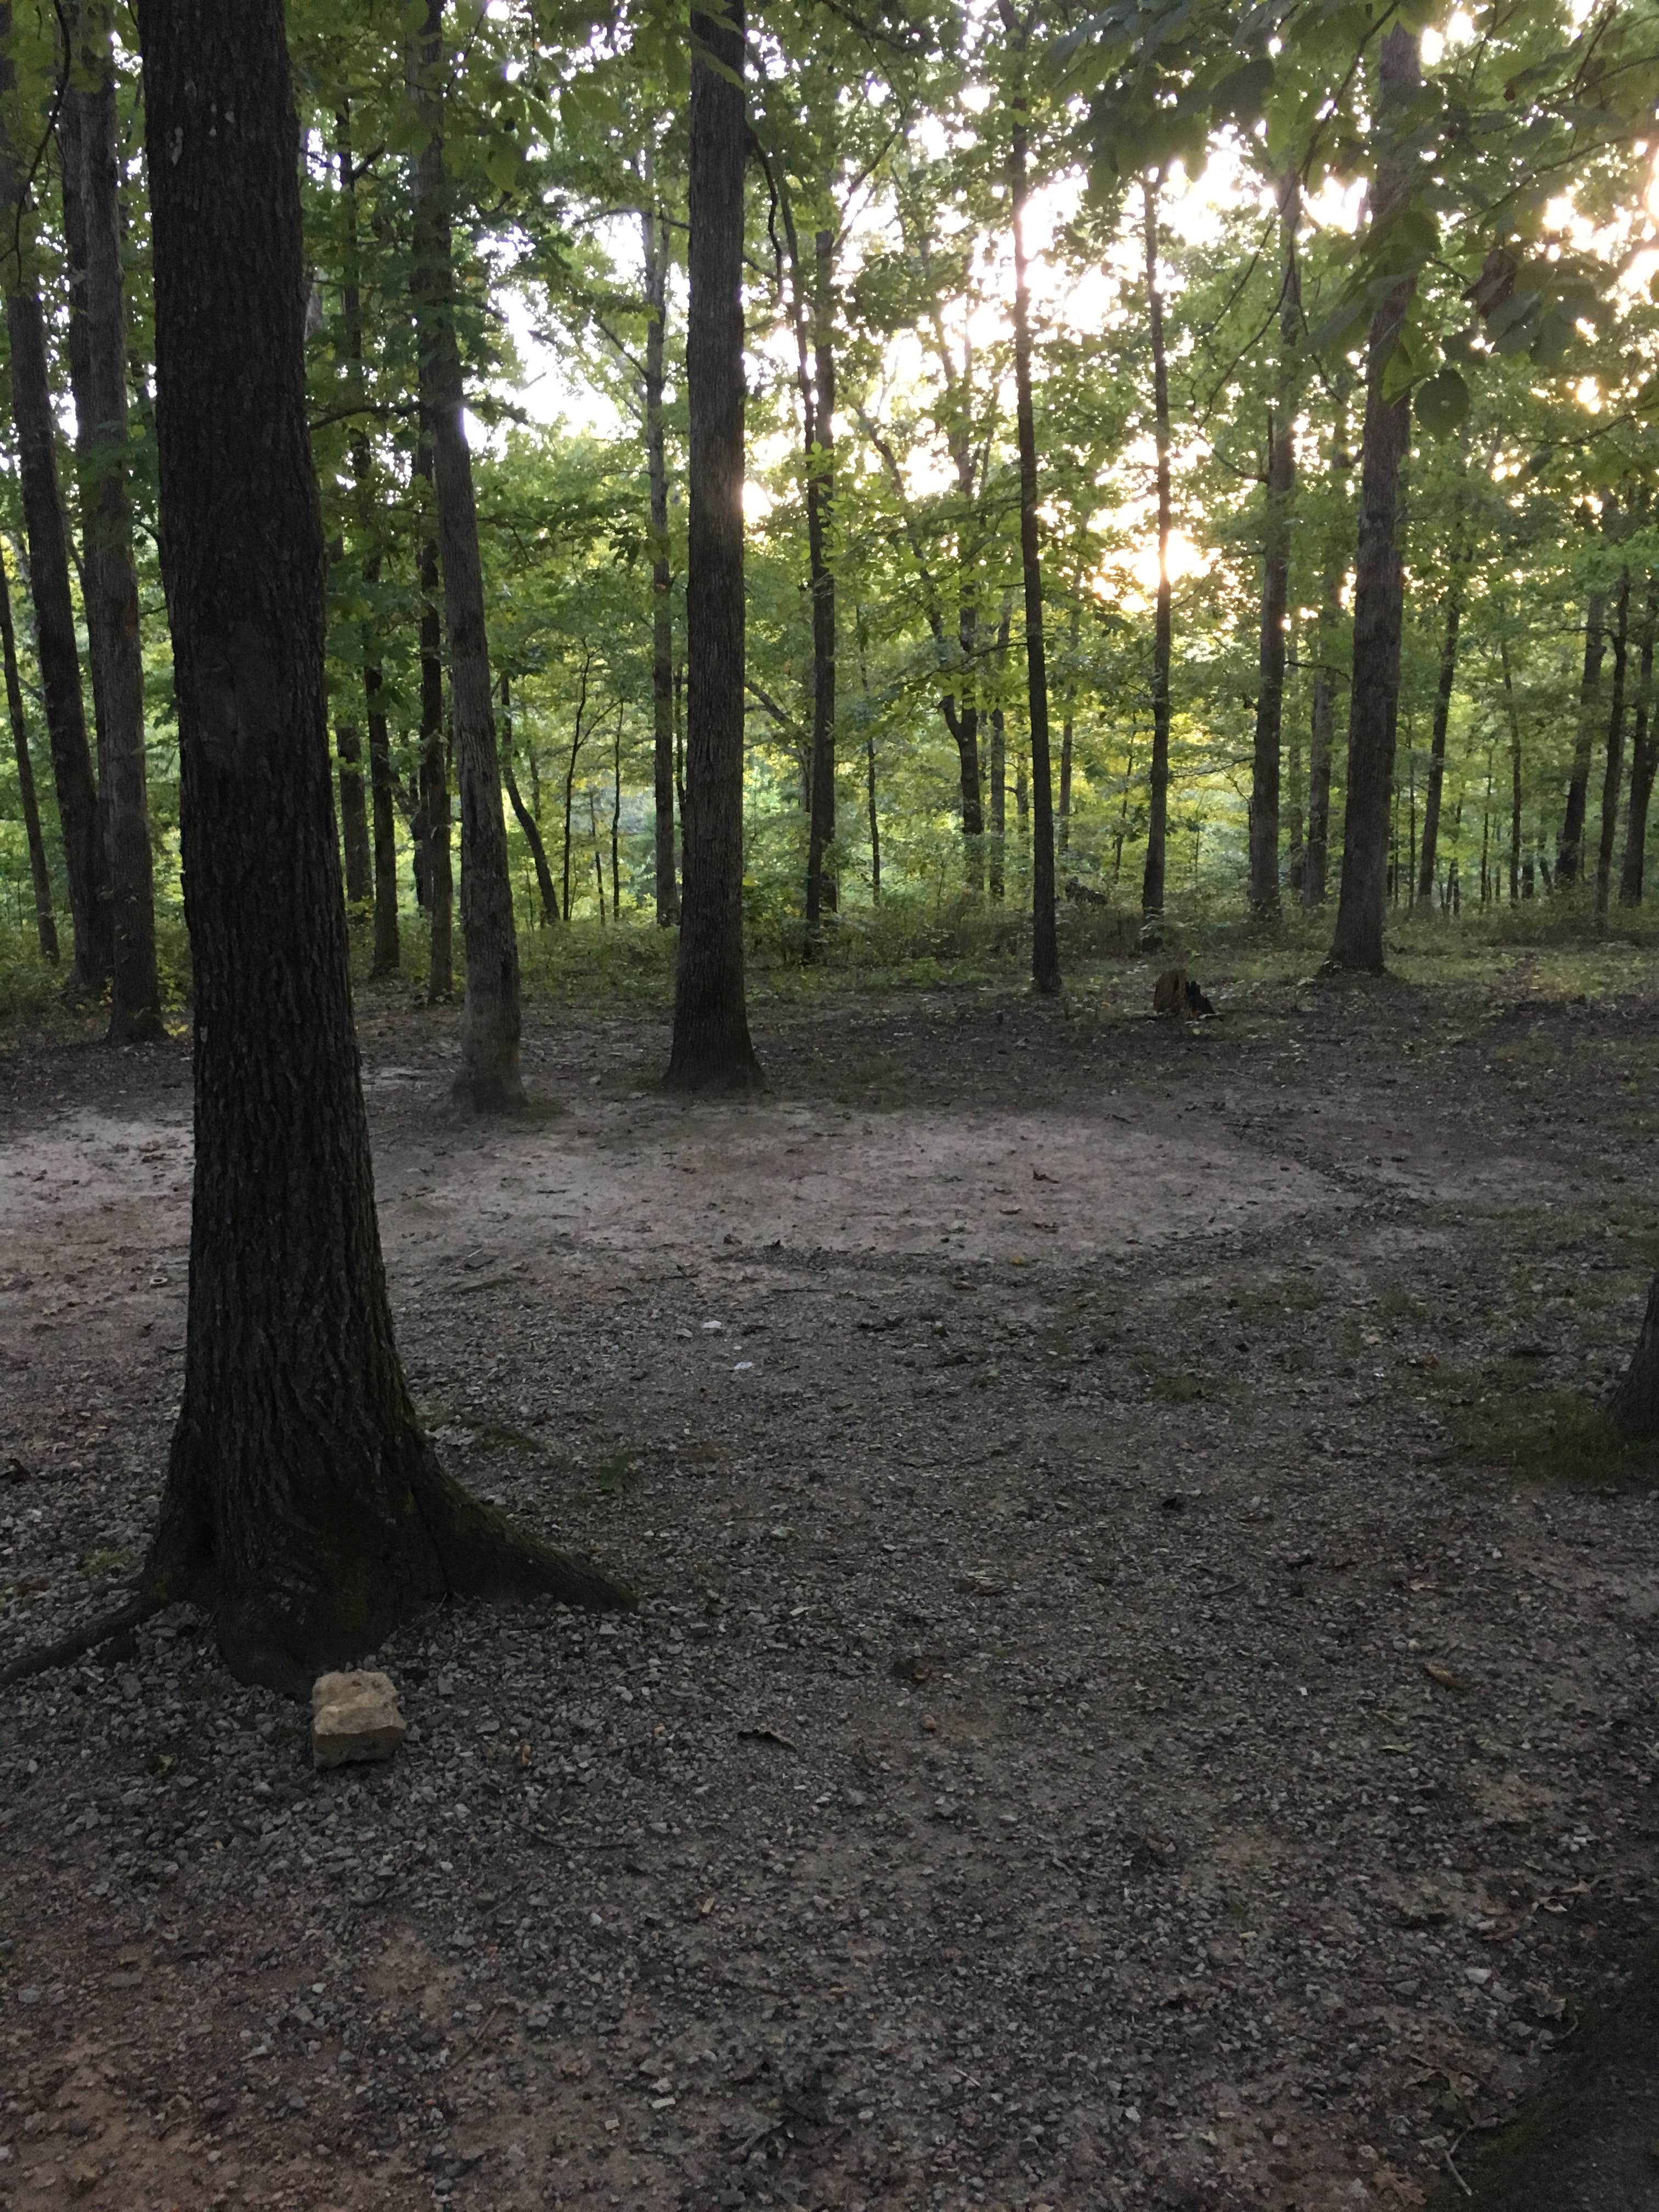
[{"left": 311, "top": 1670, "right": 406, "bottom": 1770}]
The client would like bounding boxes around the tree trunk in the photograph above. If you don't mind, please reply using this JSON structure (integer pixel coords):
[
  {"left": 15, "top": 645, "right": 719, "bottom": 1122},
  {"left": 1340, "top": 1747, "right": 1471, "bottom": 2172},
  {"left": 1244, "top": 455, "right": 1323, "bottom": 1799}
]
[
  {"left": 366, "top": 657, "right": 400, "bottom": 974},
  {"left": 62, "top": 0, "right": 162, "bottom": 1039},
  {"left": 501, "top": 672, "right": 559, "bottom": 925},
  {"left": 1326, "top": 23, "right": 1420, "bottom": 973},
  {"left": 1594, "top": 566, "right": 1630, "bottom": 922},
  {"left": 1008, "top": 84, "right": 1058, "bottom": 993},
  {"left": 1416, "top": 582, "right": 1462, "bottom": 902},
  {"left": 1304, "top": 559, "right": 1339, "bottom": 910},
  {"left": 1248, "top": 171, "right": 1301, "bottom": 924},
  {"left": 1619, "top": 580, "right": 1657, "bottom": 905},
  {"left": 1502, "top": 634, "right": 1523, "bottom": 905},
  {"left": 134, "top": 0, "right": 627, "bottom": 1695},
  {"left": 411, "top": 0, "right": 523, "bottom": 1109},
  {"left": 0, "top": 541, "right": 57, "bottom": 958},
  {"left": 988, "top": 602, "right": 1009, "bottom": 903},
  {"left": 415, "top": 456, "right": 453, "bottom": 1000},
  {"left": 2, "top": 274, "right": 108, "bottom": 996},
  {"left": 798, "top": 220, "right": 837, "bottom": 944},
  {"left": 1558, "top": 590, "right": 1605, "bottom": 884},
  {"left": 1140, "top": 171, "right": 1172, "bottom": 930},
  {"left": 336, "top": 720, "right": 371, "bottom": 902},
  {"left": 666, "top": 2, "right": 760, "bottom": 1091},
  {"left": 1058, "top": 595, "right": 1079, "bottom": 855},
  {"left": 641, "top": 196, "right": 678, "bottom": 926},
  {"left": 1611, "top": 1275, "right": 1659, "bottom": 1438}
]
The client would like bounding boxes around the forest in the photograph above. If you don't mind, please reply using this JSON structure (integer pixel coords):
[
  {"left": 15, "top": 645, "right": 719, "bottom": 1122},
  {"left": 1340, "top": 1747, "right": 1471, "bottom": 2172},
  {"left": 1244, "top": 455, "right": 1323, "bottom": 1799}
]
[{"left": 3, "top": 0, "right": 1659, "bottom": 2208}]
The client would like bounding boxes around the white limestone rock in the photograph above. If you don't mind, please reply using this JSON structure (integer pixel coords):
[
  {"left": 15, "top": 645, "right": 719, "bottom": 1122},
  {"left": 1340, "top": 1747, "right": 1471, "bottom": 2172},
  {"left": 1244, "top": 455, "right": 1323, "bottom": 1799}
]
[{"left": 311, "top": 1670, "right": 407, "bottom": 1770}]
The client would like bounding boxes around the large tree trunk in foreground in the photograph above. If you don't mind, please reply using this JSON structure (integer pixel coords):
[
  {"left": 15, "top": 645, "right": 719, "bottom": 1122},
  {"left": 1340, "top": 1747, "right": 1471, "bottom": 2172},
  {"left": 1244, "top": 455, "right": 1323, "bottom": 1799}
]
[
  {"left": 666, "top": 1, "right": 760, "bottom": 1091},
  {"left": 0, "top": 544, "right": 57, "bottom": 960},
  {"left": 641, "top": 198, "right": 679, "bottom": 926},
  {"left": 1558, "top": 589, "right": 1605, "bottom": 885},
  {"left": 3, "top": 274, "right": 108, "bottom": 996},
  {"left": 1619, "top": 582, "right": 1657, "bottom": 905},
  {"left": 1247, "top": 171, "right": 1300, "bottom": 924},
  {"left": 1008, "top": 84, "right": 1058, "bottom": 994},
  {"left": 1139, "top": 171, "right": 1172, "bottom": 930},
  {"left": 1326, "top": 23, "right": 1419, "bottom": 973},
  {"left": 62, "top": 2, "right": 162, "bottom": 1039},
  {"left": 1595, "top": 567, "right": 1630, "bottom": 922},
  {"left": 411, "top": 0, "right": 523, "bottom": 1108},
  {"left": 135, "top": 0, "right": 627, "bottom": 1696}
]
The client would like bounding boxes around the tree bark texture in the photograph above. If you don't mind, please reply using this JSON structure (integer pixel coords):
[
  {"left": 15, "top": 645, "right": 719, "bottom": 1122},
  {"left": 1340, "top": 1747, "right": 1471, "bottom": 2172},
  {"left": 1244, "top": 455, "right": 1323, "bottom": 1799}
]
[
  {"left": 415, "top": 474, "right": 453, "bottom": 1001},
  {"left": 803, "top": 223, "right": 837, "bottom": 941},
  {"left": 1248, "top": 172, "right": 1300, "bottom": 923},
  {"left": 641, "top": 200, "right": 678, "bottom": 925},
  {"left": 0, "top": 541, "right": 57, "bottom": 958},
  {"left": 667, "top": 2, "right": 759, "bottom": 1091},
  {"left": 1559, "top": 590, "right": 1605, "bottom": 884},
  {"left": 1611, "top": 1275, "right": 1659, "bottom": 1438},
  {"left": 365, "top": 654, "right": 400, "bottom": 974},
  {"left": 1140, "top": 173, "right": 1173, "bottom": 927},
  {"left": 411, "top": 0, "right": 523, "bottom": 1108},
  {"left": 1009, "top": 97, "right": 1058, "bottom": 992},
  {"left": 3, "top": 276, "right": 108, "bottom": 994},
  {"left": 1327, "top": 23, "right": 1419, "bottom": 973},
  {"left": 62, "top": 0, "right": 161, "bottom": 1038},
  {"left": 136, "top": 0, "right": 627, "bottom": 1692},
  {"left": 1619, "top": 582, "right": 1657, "bottom": 905},
  {"left": 1502, "top": 634, "right": 1523, "bottom": 905},
  {"left": 988, "top": 603, "right": 1009, "bottom": 902},
  {"left": 1595, "top": 567, "right": 1630, "bottom": 921}
]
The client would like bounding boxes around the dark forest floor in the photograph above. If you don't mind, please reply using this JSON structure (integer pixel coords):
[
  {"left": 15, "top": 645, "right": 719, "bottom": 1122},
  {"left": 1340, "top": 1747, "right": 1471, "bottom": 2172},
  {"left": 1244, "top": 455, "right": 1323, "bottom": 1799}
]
[{"left": 3, "top": 951, "right": 1659, "bottom": 2212}]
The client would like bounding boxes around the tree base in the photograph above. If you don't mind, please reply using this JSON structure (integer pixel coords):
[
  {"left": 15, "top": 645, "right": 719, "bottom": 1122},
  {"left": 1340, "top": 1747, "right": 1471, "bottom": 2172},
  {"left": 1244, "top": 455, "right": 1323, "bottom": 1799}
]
[
  {"left": 109, "top": 1006, "right": 168, "bottom": 1046},
  {"left": 663, "top": 1054, "right": 765, "bottom": 1097}
]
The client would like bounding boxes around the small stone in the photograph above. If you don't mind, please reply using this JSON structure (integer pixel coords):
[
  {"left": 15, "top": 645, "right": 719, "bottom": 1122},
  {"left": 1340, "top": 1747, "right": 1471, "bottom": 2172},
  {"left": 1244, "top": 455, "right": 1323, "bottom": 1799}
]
[{"left": 311, "top": 1671, "right": 407, "bottom": 1769}]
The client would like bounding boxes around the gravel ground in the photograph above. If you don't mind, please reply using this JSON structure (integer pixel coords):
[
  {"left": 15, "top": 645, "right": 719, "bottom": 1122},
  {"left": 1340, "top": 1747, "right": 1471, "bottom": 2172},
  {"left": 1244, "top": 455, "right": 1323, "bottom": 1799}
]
[{"left": 2, "top": 962, "right": 1658, "bottom": 2212}]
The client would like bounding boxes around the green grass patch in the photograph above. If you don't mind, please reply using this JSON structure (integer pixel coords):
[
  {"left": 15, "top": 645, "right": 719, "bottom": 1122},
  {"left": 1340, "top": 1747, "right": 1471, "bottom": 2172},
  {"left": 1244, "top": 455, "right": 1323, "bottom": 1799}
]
[{"left": 1450, "top": 1385, "right": 1659, "bottom": 1490}]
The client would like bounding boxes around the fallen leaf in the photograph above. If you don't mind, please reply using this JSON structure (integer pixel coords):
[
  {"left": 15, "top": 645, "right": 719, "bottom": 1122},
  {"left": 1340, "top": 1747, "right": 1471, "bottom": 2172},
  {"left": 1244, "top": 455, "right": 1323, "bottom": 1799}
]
[{"left": 1423, "top": 1663, "right": 1470, "bottom": 1692}]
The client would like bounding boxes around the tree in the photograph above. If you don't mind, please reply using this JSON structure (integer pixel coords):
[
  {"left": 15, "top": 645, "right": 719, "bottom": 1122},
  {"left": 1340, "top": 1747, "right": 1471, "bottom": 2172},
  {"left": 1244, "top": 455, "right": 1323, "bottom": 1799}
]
[
  {"left": 0, "top": 536, "right": 55, "bottom": 959},
  {"left": 61, "top": 0, "right": 163, "bottom": 1039},
  {"left": 1246, "top": 172, "right": 1300, "bottom": 924},
  {"left": 1138, "top": 170, "right": 1173, "bottom": 932},
  {"left": 666, "top": 1, "right": 761, "bottom": 1092},
  {"left": 411, "top": 0, "right": 525, "bottom": 1109},
  {"left": 114, "top": 0, "right": 628, "bottom": 1695}
]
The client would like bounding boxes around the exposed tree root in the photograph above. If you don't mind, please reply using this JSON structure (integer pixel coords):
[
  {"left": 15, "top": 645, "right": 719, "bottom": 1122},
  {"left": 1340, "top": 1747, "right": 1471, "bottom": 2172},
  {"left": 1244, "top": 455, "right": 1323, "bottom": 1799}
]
[
  {"left": 412, "top": 1456, "right": 635, "bottom": 1613},
  {"left": 0, "top": 1590, "right": 168, "bottom": 1689}
]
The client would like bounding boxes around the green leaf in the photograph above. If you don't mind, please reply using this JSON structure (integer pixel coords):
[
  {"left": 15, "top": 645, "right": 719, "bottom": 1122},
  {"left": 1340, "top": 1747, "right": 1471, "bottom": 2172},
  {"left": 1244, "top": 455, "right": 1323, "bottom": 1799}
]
[{"left": 1414, "top": 368, "right": 1469, "bottom": 436}]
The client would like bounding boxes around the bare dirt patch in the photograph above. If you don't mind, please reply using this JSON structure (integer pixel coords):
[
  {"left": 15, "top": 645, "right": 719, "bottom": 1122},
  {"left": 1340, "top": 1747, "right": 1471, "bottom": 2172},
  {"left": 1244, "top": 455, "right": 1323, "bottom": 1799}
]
[{"left": 2, "top": 974, "right": 1657, "bottom": 2212}]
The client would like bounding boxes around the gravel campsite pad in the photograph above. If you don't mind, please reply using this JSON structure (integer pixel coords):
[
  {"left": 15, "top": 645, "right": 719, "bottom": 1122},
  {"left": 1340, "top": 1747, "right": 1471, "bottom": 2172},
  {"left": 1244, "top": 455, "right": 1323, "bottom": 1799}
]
[{"left": 3, "top": 968, "right": 1658, "bottom": 2211}]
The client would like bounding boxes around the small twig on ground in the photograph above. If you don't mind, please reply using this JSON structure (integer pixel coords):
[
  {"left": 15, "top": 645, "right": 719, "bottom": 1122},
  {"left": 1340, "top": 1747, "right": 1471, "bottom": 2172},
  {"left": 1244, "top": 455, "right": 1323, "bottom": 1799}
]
[{"left": 1443, "top": 2127, "right": 1474, "bottom": 2197}]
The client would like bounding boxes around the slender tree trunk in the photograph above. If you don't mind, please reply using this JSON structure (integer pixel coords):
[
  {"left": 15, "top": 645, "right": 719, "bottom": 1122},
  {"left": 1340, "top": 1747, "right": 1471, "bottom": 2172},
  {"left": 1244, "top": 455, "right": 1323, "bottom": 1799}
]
[
  {"left": 1619, "top": 581, "right": 1657, "bottom": 905},
  {"left": 1326, "top": 24, "right": 1419, "bottom": 972},
  {"left": 1559, "top": 590, "right": 1605, "bottom": 884},
  {"left": 0, "top": 541, "right": 57, "bottom": 958},
  {"left": 560, "top": 651, "right": 590, "bottom": 922},
  {"left": 365, "top": 657, "right": 400, "bottom": 974},
  {"left": 857, "top": 604, "right": 879, "bottom": 902},
  {"left": 500, "top": 672, "right": 558, "bottom": 925},
  {"left": 134, "top": 0, "right": 625, "bottom": 1694},
  {"left": 1008, "top": 79, "right": 1059, "bottom": 992},
  {"left": 641, "top": 196, "right": 678, "bottom": 926},
  {"left": 411, "top": 0, "right": 523, "bottom": 1108},
  {"left": 1417, "top": 582, "right": 1462, "bottom": 902},
  {"left": 988, "top": 603, "right": 1009, "bottom": 902},
  {"left": 1595, "top": 567, "right": 1630, "bottom": 921},
  {"left": 1248, "top": 170, "right": 1301, "bottom": 923},
  {"left": 800, "top": 222, "right": 837, "bottom": 944},
  {"left": 1058, "top": 594, "right": 1079, "bottom": 855},
  {"left": 1140, "top": 171, "right": 1172, "bottom": 929},
  {"left": 337, "top": 720, "right": 371, "bottom": 902},
  {"left": 62, "top": 0, "right": 161, "bottom": 1037},
  {"left": 1304, "top": 564, "right": 1339, "bottom": 910},
  {"left": 611, "top": 700, "right": 622, "bottom": 919},
  {"left": 1502, "top": 634, "right": 1523, "bottom": 905},
  {"left": 3, "top": 276, "right": 108, "bottom": 995},
  {"left": 415, "top": 458, "right": 453, "bottom": 1000},
  {"left": 666, "top": 1, "right": 760, "bottom": 1091}
]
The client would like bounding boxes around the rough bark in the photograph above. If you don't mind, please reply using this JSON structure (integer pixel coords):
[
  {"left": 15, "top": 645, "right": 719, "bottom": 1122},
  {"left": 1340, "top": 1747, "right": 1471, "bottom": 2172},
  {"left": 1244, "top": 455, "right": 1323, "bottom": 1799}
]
[
  {"left": 1417, "top": 583, "right": 1462, "bottom": 905},
  {"left": 1502, "top": 634, "right": 1523, "bottom": 905},
  {"left": 803, "top": 223, "right": 837, "bottom": 943},
  {"left": 366, "top": 657, "right": 400, "bottom": 975},
  {"left": 62, "top": 1, "right": 161, "bottom": 1038},
  {"left": 666, "top": 2, "right": 760, "bottom": 1092},
  {"left": 641, "top": 198, "right": 678, "bottom": 925},
  {"left": 134, "top": 0, "right": 627, "bottom": 1696},
  {"left": 1248, "top": 171, "right": 1301, "bottom": 923},
  {"left": 1008, "top": 81, "right": 1058, "bottom": 994},
  {"left": 1140, "top": 173, "right": 1172, "bottom": 928},
  {"left": 1304, "top": 565, "right": 1339, "bottom": 910},
  {"left": 1618, "top": 582, "right": 1657, "bottom": 905},
  {"left": 415, "top": 453, "right": 453, "bottom": 1001},
  {"left": 988, "top": 603, "right": 1009, "bottom": 902},
  {"left": 1058, "top": 596, "right": 1079, "bottom": 854},
  {"left": 1594, "top": 567, "right": 1630, "bottom": 922},
  {"left": 1558, "top": 590, "right": 1605, "bottom": 884},
  {"left": 0, "top": 541, "right": 56, "bottom": 958},
  {"left": 3, "top": 273, "right": 108, "bottom": 995},
  {"left": 500, "top": 673, "right": 560, "bottom": 926},
  {"left": 337, "top": 720, "right": 371, "bottom": 903},
  {"left": 1326, "top": 24, "right": 1420, "bottom": 973},
  {"left": 411, "top": 0, "right": 523, "bottom": 1109}
]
